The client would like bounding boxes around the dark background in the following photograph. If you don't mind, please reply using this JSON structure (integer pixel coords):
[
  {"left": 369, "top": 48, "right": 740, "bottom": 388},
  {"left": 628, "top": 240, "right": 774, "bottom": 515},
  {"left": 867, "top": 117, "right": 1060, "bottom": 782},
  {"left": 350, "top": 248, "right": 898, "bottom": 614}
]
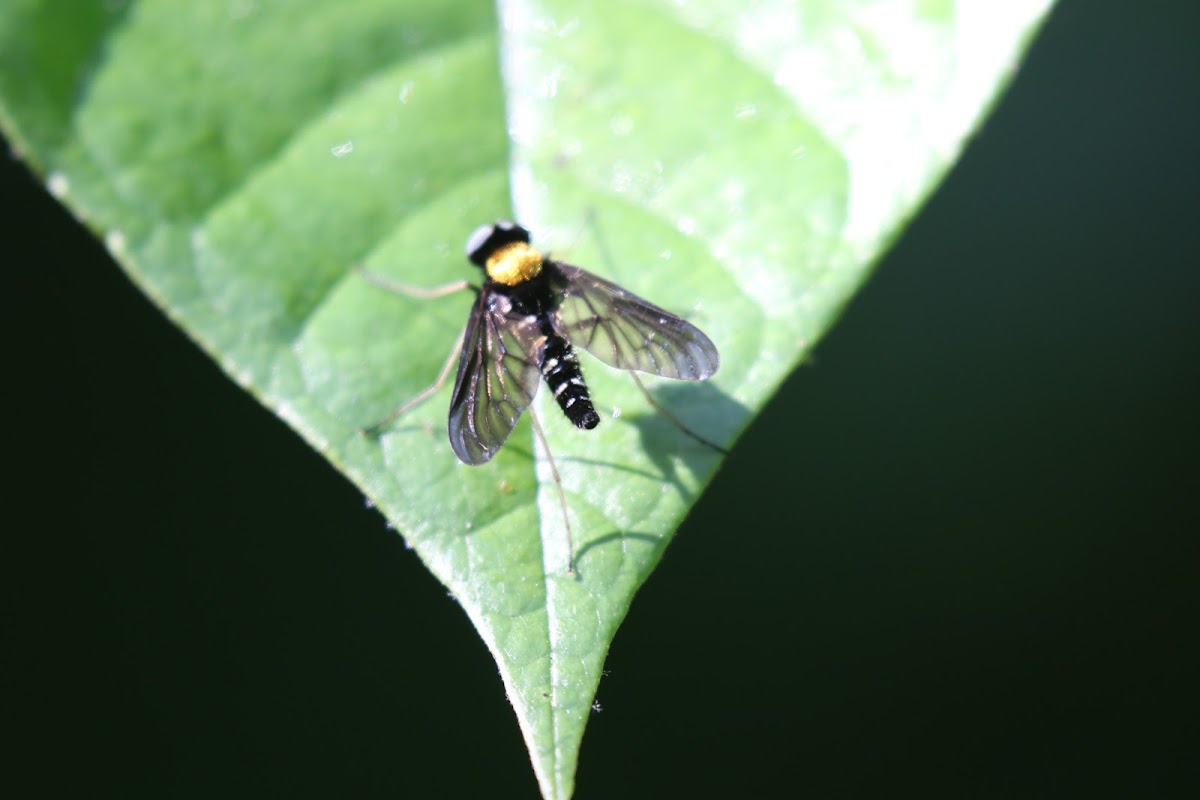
[{"left": 6, "top": 1, "right": 1198, "bottom": 797}]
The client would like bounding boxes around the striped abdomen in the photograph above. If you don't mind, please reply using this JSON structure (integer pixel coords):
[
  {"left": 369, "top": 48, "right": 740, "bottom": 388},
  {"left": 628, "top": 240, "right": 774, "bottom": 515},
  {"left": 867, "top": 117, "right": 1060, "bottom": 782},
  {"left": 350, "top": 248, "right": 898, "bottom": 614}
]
[{"left": 541, "top": 333, "right": 600, "bottom": 430}]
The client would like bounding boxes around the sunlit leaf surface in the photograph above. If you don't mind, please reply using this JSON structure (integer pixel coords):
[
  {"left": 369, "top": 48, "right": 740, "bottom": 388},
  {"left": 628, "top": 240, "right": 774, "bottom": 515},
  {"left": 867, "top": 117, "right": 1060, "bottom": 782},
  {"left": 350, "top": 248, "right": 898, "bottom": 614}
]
[{"left": 0, "top": 1, "right": 1054, "bottom": 796}]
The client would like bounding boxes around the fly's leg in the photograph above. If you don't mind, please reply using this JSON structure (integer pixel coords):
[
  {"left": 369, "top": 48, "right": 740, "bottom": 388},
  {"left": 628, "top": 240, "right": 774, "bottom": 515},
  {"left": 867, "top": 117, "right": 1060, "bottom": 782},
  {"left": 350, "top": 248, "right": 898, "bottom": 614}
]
[
  {"left": 529, "top": 407, "right": 577, "bottom": 574},
  {"left": 355, "top": 266, "right": 473, "bottom": 437},
  {"left": 629, "top": 372, "right": 728, "bottom": 455},
  {"left": 361, "top": 326, "right": 466, "bottom": 438},
  {"left": 575, "top": 215, "right": 727, "bottom": 455},
  {"left": 353, "top": 266, "right": 470, "bottom": 299}
]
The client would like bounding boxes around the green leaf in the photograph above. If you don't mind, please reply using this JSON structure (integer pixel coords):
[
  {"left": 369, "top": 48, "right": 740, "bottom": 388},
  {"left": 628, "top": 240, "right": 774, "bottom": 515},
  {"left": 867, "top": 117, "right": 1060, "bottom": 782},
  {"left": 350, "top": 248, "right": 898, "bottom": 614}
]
[{"left": 0, "top": 1, "right": 1054, "bottom": 797}]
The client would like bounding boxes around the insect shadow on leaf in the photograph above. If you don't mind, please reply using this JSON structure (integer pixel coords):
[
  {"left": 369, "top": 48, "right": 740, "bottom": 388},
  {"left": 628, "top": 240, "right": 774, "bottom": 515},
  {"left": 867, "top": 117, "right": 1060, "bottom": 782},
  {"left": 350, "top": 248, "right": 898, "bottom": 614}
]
[{"left": 359, "top": 220, "right": 725, "bottom": 573}]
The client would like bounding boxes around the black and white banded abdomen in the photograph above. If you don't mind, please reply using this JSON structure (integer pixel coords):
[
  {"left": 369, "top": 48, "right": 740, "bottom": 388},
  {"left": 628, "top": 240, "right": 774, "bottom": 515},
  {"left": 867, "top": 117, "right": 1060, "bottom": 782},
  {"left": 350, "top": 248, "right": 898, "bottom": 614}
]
[{"left": 540, "top": 333, "right": 600, "bottom": 430}]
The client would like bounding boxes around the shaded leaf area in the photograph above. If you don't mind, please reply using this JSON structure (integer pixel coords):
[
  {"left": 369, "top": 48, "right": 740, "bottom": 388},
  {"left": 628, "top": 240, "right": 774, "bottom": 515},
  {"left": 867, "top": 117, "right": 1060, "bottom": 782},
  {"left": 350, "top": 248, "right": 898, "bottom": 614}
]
[{"left": 0, "top": 1, "right": 1054, "bottom": 798}]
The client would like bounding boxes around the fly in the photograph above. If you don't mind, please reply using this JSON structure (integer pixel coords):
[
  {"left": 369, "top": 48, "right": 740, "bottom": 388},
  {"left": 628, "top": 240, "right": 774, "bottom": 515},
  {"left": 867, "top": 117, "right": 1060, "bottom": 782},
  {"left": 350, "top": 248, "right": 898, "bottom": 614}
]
[{"left": 361, "top": 220, "right": 723, "bottom": 571}]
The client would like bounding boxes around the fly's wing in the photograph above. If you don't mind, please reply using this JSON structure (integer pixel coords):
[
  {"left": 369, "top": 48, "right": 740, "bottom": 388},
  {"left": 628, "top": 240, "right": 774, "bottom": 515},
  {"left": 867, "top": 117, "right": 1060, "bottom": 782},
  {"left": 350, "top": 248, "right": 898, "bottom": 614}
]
[
  {"left": 448, "top": 290, "right": 545, "bottom": 464},
  {"left": 546, "top": 261, "right": 719, "bottom": 380}
]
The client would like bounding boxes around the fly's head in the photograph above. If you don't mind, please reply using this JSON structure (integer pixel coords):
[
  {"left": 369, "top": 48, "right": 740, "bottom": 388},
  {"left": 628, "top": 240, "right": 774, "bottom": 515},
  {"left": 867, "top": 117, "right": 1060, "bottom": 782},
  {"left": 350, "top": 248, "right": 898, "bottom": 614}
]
[{"left": 467, "top": 220, "right": 543, "bottom": 286}]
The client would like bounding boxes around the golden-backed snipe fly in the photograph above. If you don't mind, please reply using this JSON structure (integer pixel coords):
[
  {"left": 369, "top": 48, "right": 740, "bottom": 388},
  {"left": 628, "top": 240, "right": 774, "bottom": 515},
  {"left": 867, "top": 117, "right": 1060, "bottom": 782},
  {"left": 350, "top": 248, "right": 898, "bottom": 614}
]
[{"left": 361, "top": 220, "right": 723, "bottom": 571}]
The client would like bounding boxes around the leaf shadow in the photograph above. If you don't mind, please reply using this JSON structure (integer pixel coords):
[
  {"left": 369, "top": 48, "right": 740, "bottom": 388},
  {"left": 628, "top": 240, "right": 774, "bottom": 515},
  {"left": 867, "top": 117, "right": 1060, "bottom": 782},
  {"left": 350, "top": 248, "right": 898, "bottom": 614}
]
[
  {"left": 624, "top": 380, "right": 746, "bottom": 487},
  {"left": 556, "top": 380, "right": 744, "bottom": 559},
  {"left": 572, "top": 530, "right": 664, "bottom": 576}
]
